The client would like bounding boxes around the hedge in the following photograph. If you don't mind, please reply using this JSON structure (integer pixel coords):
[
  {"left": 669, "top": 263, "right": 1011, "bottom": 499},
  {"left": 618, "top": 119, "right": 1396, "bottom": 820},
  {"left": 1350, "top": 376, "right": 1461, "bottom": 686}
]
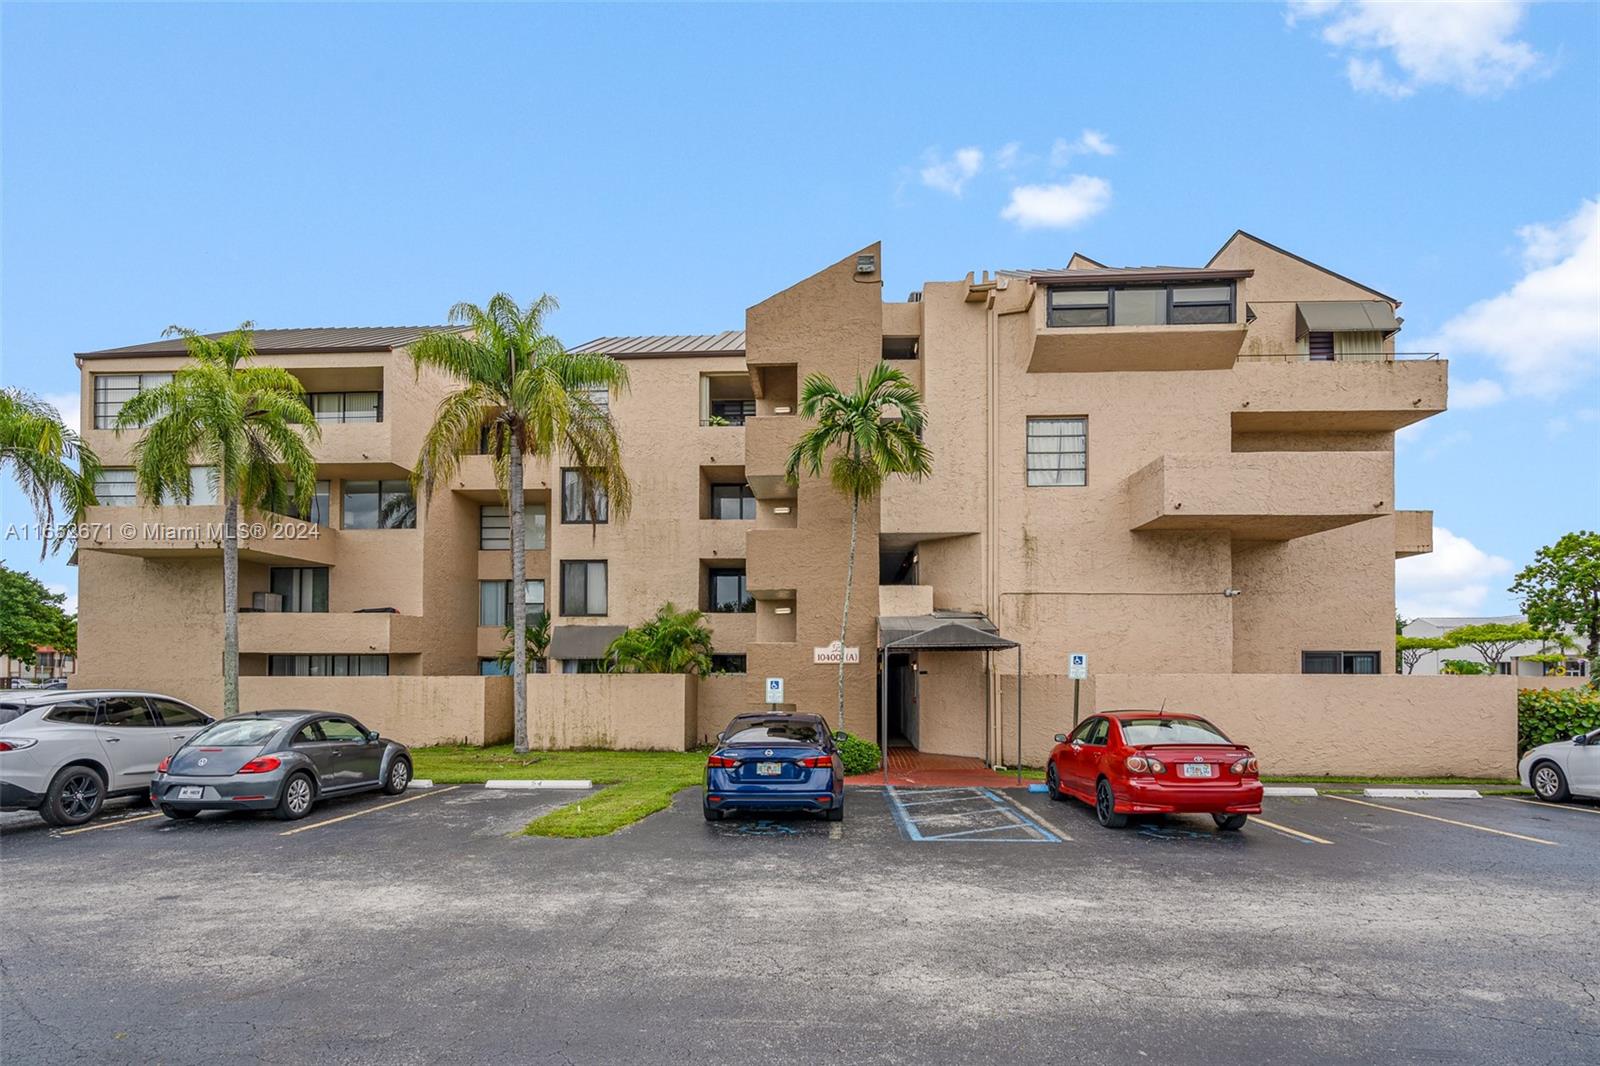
[
  {"left": 1517, "top": 685, "right": 1600, "bottom": 755},
  {"left": 833, "top": 731, "right": 883, "bottom": 775}
]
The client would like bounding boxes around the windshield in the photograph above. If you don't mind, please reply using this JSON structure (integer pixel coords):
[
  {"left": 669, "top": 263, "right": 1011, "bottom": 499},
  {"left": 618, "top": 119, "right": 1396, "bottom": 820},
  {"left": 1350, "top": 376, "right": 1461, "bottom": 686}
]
[
  {"left": 723, "top": 719, "right": 825, "bottom": 746},
  {"left": 1119, "top": 717, "right": 1232, "bottom": 746},
  {"left": 190, "top": 718, "right": 283, "bottom": 747}
]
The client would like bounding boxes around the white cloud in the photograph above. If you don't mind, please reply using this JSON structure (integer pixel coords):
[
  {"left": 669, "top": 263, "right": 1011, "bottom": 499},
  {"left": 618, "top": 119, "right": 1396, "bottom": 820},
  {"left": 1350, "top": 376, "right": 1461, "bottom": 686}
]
[
  {"left": 1396, "top": 526, "right": 1514, "bottom": 617},
  {"left": 1000, "top": 177, "right": 1112, "bottom": 231},
  {"left": 1050, "top": 130, "right": 1116, "bottom": 166},
  {"left": 46, "top": 582, "right": 78, "bottom": 616},
  {"left": 994, "top": 142, "right": 1023, "bottom": 171},
  {"left": 41, "top": 391, "right": 82, "bottom": 435},
  {"left": 1430, "top": 199, "right": 1600, "bottom": 400},
  {"left": 1290, "top": 1, "right": 1541, "bottom": 97},
  {"left": 1450, "top": 378, "right": 1506, "bottom": 410},
  {"left": 919, "top": 147, "right": 984, "bottom": 196}
]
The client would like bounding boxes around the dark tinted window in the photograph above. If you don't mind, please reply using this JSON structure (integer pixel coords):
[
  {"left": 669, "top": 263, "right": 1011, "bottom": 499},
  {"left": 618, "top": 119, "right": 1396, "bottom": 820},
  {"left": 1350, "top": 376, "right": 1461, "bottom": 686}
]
[
  {"left": 0, "top": 703, "right": 30, "bottom": 726},
  {"left": 44, "top": 703, "right": 99, "bottom": 726},
  {"left": 1067, "top": 718, "right": 1098, "bottom": 743},
  {"left": 723, "top": 718, "right": 825, "bottom": 745},
  {"left": 100, "top": 697, "right": 157, "bottom": 727},
  {"left": 151, "top": 699, "right": 210, "bottom": 727},
  {"left": 1119, "top": 718, "right": 1232, "bottom": 746},
  {"left": 292, "top": 724, "right": 322, "bottom": 744},
  {"left": 318, "top": 718, "right": 366, "bottom": 742},
  {"left": 1084, "top": 718, "right": 1109, "bottom": 745},
  {"left": 192, "top": 719, "right": 283, "bottom": 746}
]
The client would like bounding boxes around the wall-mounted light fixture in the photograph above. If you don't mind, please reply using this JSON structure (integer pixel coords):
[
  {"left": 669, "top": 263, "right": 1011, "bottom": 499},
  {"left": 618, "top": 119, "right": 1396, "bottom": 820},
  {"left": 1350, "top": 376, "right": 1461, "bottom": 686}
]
[
  {"left": 773, "top": 506, "right": 791, "bottom": 515},
  {"left": 774, "top": 606, "right": 793, "bottom": 615},
  {"left": 774, "top": 405, "right": 792, "bottom": 414},
  {"left": 1222, "top": 587, "right": 1242, "bottom": 598}
]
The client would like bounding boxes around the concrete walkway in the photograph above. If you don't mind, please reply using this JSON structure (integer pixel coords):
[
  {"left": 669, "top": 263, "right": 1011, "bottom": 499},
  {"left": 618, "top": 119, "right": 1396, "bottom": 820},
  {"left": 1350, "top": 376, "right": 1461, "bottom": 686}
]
[{"left": 846, "top": 748, "right": 1031, "bottom": 789}]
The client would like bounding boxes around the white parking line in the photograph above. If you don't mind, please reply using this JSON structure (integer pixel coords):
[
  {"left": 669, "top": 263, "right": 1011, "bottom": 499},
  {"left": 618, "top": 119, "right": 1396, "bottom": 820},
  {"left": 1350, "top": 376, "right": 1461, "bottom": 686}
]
[
  {"left": 1326, "top": 794, "right": 1560, "bottom": 846},
  {"left": 484, "top": 779, "right": 592, "bottom": 790},
  {"left": 1251, "top": 816, "right": 1333, "bottom": 845},
  {"left": 1500, "top": 796, "right": 1600, "bottom": 816},
  {"left": 59, "top": 811, "right": 166, "bottom": 836},
  {"left": 279, "top": 785, "right": 461, "bottom": 836}
]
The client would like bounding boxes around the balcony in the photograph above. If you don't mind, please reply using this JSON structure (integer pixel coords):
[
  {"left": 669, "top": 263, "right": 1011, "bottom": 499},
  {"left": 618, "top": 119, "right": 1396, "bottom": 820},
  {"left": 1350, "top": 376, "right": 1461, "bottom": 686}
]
[
  {"left": 79, "top": 505, "right": 337, "bottom": 566},
  {"left": 880, "top": 584, "right": 934, "bottom": 617},
  {"left": 1395, "top": 509, "right": 1434, "bottom": 558},
  {"left": 1126, "top": 452, "right": 1393, "bottom": 541},
  {"left": 744, "top": 415, "right": 801, "bottom": 499},
  {"left": 1232, "top": 357, "right": 1448, "bottom": 432},
  {"left": 310, "top": 420, "right": 396, "bottom": 473},
  {"left": 240, "top": 611, "right": 428, "bottom": 655},
  {"left": 745, "top": 528, "right": 799, "bottom": 599},
  {"left": 1028, "top": 323, "right": 1247, "bottom": 373}
]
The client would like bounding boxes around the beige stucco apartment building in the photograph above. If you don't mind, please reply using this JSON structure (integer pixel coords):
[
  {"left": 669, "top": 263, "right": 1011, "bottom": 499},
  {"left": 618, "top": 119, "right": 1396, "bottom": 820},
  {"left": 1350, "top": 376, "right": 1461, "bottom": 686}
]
[{"left": 69, "top": 233, "right": 1520, "bottom": 776}]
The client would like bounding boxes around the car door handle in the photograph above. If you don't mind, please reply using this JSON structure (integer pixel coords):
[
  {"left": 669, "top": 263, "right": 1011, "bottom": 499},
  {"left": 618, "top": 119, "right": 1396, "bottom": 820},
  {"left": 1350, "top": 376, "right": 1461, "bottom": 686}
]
[
  {"left": 172, "top": 734, "right": 187, "bottom": 740},
  {"left": 104, "top": 737, "right": 121, "bottom": 743},
  {"left": 331, "top": 751, "right": 343, "bottom": 757}
]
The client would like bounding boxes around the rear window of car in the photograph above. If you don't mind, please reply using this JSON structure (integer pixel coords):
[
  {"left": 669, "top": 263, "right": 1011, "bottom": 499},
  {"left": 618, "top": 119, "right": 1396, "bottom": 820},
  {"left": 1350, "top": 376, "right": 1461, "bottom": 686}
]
[
  {"left": 723, "top": 719, "right": 825, "bottom": 746},
  {"left": 191, "top": 719, "right": 283, "bottom": 746},
  {"left": 0, "top": 703, "right": 32, "bottom": 726},
  {"left": 1119, "top": 717, "right": 1232, "bottom": 746}
]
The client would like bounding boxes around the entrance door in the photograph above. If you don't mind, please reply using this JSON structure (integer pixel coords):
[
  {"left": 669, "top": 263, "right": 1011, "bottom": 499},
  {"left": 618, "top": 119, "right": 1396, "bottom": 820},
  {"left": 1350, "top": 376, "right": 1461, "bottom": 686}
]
[{"left": 884, "top": 653, "right": 918, "bottom": 748}]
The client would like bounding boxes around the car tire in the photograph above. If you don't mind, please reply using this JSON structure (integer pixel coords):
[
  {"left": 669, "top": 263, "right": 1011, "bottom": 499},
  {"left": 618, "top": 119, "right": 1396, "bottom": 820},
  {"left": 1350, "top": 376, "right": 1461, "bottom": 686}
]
[
  {"left": 39, "top": 765, "right": 106, "bottom": 827},
  {"left": 1213, "top": 813, "right": 1248, "bottom": 831},
  {"left": 826, "top": 803, "right": 844, "bottom": 822},
  {"left": 1046, "top": 763, "right": 1063, "bottom": 802},
  {"left": 382, "top": 756, "right": 412, "bottom": 796},
  {"left": 1530, "top": 761, "right": 1571, "bottom": 803},
  {"left": 1095, "top": 778, "right": 1128, "bottom": 829},
  {"left": 274, "top": 772, "right": 316, "bottom": 821},
  {"left": 160, "top": 805, "right": 198, "bottom": 820},
  {"left": 702, "top": 805, "right": 722, "bottom": 822}
]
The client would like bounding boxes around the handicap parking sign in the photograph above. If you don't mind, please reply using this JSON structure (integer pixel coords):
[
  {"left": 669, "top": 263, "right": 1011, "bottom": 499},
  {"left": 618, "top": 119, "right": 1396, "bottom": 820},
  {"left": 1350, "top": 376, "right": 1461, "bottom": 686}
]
[
  {"left": 1069, "top": 654, "right": 1088, "bottom": 680},
  {"left": 765, "top": 677, "right": 784, "bottom": 704}
]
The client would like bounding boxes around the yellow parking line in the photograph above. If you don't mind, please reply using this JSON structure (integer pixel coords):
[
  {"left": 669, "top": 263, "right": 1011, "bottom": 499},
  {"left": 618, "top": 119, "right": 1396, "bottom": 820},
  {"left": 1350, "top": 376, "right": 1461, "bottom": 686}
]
[
  {"left": 1326, "top": 794, "right": 1560, "bottom": 846},
  {"left": 1500, "top": 796, "right": 1600, "bottom": 816},
  {"left": 1251, "top": 816, "right": 1333, "bottom": 845},
  {"left": 279, "top": 785, "right": 459, "bottom": 836},
  {"left": 60, "top": 811, "right": 166, "bottom": 836}
]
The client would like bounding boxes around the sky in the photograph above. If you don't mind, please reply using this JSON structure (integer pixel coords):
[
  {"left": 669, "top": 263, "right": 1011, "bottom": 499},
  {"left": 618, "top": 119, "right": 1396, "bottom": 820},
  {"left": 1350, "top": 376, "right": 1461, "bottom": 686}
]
[{"left": 2, "top": 1, "right": 1597, "bottom": 620}]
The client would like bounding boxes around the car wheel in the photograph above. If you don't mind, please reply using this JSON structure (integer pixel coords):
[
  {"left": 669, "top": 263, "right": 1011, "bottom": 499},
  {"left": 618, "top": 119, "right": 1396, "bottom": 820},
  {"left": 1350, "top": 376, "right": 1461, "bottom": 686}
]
[
  {"left": 702, "top": 805, "right": 722, "bottom": 822},
  {"left": 382, "top": 756, "right": 412, "bottom": 796},
  {"left": 826, "top": 803, "right": 844, "bottom": 822},
  {"left": 1095, "top": 778, "right": 1128, "bottom": 829},
  {"left": 1046, "top": 763, "right": 1063, "bottom": 801},
  {"left": 1530, "top": 761, "right": 1570, "bottom": 802},
  {"left": 39, "top": 765, "right": 106, "bottom": 827},
  {"left": 160, "top": 805, "right": 198, "bottom": 820},
  {"left": 1213, "top": 813, "right": 1248, "bottom": 831},
  {"left": 274, "top": 772, "right": 316, "bottom": 821}
]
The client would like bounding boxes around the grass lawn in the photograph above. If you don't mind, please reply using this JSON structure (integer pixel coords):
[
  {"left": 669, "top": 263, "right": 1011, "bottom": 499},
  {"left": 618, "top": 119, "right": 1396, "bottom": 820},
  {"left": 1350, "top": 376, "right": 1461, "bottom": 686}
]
[{"left": 411, "top": 745, "right": 707, "bottom": 837}]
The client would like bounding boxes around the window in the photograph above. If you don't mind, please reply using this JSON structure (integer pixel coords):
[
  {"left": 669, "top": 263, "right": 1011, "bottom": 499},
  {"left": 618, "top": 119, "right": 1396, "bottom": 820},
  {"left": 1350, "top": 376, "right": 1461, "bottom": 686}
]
[
  {"left": 99, "top": 696, "right": 156, "bottom": 727},
  {"left": 1119, "top": 717, "right": 1232, "bottom": 746},
  {"left": 94, "top": 372, "right": 172, "bottom": 429},
  {"left": 709, "top": 398, "right": 756, "bottom": 425},
  {"left": 267, "top": 654, "right": 389, "bottom": 676},
  {"left": 478, "top": 580, "right": 546, "bottom": 627},
  {"left": 710, "top": 654, "right": 747, "bottom": 674},
  {"left": 292, "top": 724, "right": 321, "bottom": 744},
  {"left": 1046, "top": 282, "right": 1235, "bottom": 328},
  {"left": 1026, "top": 417, "right": 1087, "bottom": 487},
  {"left": 560, "top": 560, "right": 608, "bottom": 616},
  {"left": 1302, "top": 651, "right": 1381, "bottom": 675},
  {"left": 709, "top": 483, "right": 756, "bottom": 520},
  {"left": 150, "top": 698, "right": 209, "bottom": 727},
  {"left": 269, "top": 567, "right": 329, "bottom": 613},
  {"left": 561, "top": 469, "right": 609, "bottom": 524},
  {"left": 195, "top": 718, "right": 285, "bottom": 745},
  {"left": 583, "top": 385, "right": 610, "bottom": 413},
  {"left": 723, "top": 718, "right": 825, "bottom": 745},
  {"left": 708, "top": 567, "right": 752, "bottom": 613},
  {"left": 318, "top": 718, "right": 366, "bottom": 742},
  {"left": 92, "top": 466, "right": 217, "bottom": 507},
  {"left": 1307, "top": 332, "right": 1335, "bottom": 361},
  {"left": 560, "top": 659, "right": 606, "bottom": 674},
  {"left": 342, "top": 480, "right": 416, "bottom": 529},
  {"left": 43, "top": 703, "right": 99, "bottom": 726},
  {"left": 282, "top": 481, "right": 331, "bottom": 526},
  {"left": 479, "top": 504, "right": 546, "bottom": 550},
  {"left": 307, "top": 392, "right": 381, "bottom": 423}
]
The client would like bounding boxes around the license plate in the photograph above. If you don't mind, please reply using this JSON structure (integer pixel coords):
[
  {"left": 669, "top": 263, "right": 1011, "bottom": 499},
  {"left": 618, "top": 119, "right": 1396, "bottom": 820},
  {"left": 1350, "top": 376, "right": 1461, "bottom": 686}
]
[
  {"left": 1180, "top": 763, "right": 1214, "bottom": 779},
  {"left": 755, "top": 762, "right": 782, "bottom": 777},
  {"left": 178, "top": 786, "right": 203, "bottom": 799}
]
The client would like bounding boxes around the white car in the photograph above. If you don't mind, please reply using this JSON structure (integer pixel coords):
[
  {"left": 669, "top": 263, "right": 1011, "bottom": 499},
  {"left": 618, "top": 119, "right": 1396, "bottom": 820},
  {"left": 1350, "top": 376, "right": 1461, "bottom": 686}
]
[
  {"left": 0, "top": 690, "right": 215, "bottom": 826},
  {"left": 1519, "top": 727, "right": 1600, "bottom": 803}
]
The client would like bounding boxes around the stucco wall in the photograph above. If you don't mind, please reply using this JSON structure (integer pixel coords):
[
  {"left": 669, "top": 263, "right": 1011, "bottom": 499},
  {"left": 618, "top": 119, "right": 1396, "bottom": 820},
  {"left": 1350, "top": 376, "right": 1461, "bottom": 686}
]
[
  {"left": 523, "top": 673, "right": 695, "bottom": 750},
  {"left": 695, "top": 673, "right": 752, "bottom": 744},
  {"left": 238, "top": 674, "right": 510, "bottom": 746}
]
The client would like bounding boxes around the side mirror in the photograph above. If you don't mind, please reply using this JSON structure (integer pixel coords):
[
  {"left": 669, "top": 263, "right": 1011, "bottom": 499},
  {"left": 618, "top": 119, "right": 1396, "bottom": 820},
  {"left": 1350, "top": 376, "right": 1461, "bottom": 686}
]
[
  {"left": 716, "top": 731, "right": 726, "bottom": 742},
  {"left": 1053, "top": 734, "right": 1068, "bottom": 744},
  {"left": 367, "top": 730, "right": 380, "bottom": 742},
  {"left": 1574, "top": 735, "right": 1589, "bottom": 746}
]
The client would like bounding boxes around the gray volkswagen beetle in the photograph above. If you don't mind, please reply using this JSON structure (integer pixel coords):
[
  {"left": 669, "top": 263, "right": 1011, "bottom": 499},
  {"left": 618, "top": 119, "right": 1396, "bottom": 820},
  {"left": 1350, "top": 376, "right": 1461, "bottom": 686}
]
[{"left": 151, "top": 710, "right": 412, "bottom": 821}]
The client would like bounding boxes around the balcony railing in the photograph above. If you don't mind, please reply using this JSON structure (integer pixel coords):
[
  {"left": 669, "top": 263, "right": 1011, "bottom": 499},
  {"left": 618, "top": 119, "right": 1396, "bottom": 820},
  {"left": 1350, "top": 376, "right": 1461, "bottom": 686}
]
[{"left": 1235, "top": 351, "right": 1440, "bottom": 362}]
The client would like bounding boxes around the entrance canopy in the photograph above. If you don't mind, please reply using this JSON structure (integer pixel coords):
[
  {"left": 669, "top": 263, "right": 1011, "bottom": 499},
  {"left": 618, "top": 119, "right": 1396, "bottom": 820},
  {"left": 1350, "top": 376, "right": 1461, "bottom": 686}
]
[{"left": 878, "top": 612, "right": 1018, "bottom": 651}]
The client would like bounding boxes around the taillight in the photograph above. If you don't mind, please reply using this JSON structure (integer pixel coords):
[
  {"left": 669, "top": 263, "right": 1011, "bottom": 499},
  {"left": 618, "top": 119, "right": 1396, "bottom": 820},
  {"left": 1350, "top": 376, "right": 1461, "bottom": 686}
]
[
  {"left": 0, "top": 738, "right": 39, "bottom": 752},
  {"left": 238, "top": 756, "right": 281, "bottom": 774},
  {"left": 157, "top": 756, "right": 171, "bottom": 773},
  {"left": 1231, "top": 756, "right": 1259, "bottom": 775},
  {"left": 1125, "top": 755, "right": 1166, "bottom": 774},
  {"left": 799, "top": 755, "right": 835, "bottom": 768},
  {"left": 706, "top": 755, "right": 739, "bottom": 768}
]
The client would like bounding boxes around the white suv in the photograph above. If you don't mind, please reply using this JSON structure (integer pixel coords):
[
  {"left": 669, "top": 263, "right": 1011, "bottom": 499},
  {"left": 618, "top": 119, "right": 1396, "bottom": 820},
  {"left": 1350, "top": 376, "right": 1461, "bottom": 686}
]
[{"left": 0, "top": 690, "right": 215, "bottom": 826}]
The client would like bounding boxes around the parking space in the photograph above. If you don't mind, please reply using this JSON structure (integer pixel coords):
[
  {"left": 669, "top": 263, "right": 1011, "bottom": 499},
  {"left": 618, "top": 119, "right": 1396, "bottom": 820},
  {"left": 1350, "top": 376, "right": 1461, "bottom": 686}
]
[{"left": 886, "top": 786, "right": 1065, "bottom": 843}]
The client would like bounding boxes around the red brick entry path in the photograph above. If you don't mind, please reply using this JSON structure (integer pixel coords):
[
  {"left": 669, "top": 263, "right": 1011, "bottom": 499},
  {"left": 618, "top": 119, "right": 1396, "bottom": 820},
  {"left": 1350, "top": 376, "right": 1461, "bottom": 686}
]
[{"left": 845, "top": 748, "right": 1031, "bottom": 789}]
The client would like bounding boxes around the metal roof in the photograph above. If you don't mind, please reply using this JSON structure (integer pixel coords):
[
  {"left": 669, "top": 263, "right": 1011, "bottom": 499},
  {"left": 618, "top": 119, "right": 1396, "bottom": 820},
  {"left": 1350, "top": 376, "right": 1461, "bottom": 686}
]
[
  {"left": 77, "top": 326, "right": 462, "bottom": 359},
  {"left": 879, "top": 612, "right": 1017, "bottom": 651},
  {"left": 549, "top": 624, "right": 627, "bottom": 661},
  {"left": 571, "top": 332, "right": 745, "bottom": 358},
  {"left": 1295, "top": 300, "right": 1402, "bottom": 337}
]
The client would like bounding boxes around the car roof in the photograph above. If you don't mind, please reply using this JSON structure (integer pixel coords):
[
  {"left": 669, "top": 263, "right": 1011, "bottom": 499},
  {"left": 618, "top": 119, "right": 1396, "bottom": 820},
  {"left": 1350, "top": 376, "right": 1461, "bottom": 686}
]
[
  {"left": 1103, "top": 710, "right": 1209, "bottom": 721},
  {"left": 230, "top": 710, "right": 333, "bottom": 721},
  {"left": 0, "top": 690, "right": 199, "bottom": 704}
]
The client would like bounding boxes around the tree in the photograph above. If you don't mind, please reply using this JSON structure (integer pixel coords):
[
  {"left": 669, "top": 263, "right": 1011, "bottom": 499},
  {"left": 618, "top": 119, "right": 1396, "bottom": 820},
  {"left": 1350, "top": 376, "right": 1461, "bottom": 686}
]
[
  {"left": 1396, "top": 635, "right": 1456, "bottom": 674},
  {"left": 604, "top": 603, "right": 714, "bottom": 675},
  {"left": 116, "top": 324, "right": 321, "bottom": 717},
  {"left": 496, "top": 611, "right": 552, "bottom": 674},
  {"left": 1, "top": 387, "right": 101, "bottom": 558},
  {"left": 0, "top": 562, "right": 75, "bottom": 672},
  {"left": 1440, "top": 621, "right": 1542, "bottom": 676},
  {"left": 1511, "top": 531, "right": 1600, "bottom": 661},
  {"left": 785, "top": 364, "right": 931, "bottom": 730},
  {"left": 410, "top": 294, "right": 631, "bottom": 753}
]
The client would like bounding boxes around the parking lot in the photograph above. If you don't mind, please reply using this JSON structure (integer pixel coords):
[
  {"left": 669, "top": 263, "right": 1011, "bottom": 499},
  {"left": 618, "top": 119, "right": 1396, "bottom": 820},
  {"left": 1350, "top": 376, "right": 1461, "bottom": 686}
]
[{"left": 3, "top": 784, "right": 1597, "bottom": 1065}]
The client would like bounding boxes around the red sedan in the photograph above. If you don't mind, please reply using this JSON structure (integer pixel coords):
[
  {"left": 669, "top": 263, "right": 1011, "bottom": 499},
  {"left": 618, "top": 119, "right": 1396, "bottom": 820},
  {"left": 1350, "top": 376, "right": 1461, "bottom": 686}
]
[{"left": 1045, "top": 711, "right": 1263, "bottom": 830}]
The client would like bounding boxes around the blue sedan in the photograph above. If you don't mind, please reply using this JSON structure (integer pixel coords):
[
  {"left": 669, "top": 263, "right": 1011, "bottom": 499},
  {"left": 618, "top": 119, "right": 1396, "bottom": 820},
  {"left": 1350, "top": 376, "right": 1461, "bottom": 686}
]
[{"left": 703, "top": 712, "right": 845, "bottom": 822}]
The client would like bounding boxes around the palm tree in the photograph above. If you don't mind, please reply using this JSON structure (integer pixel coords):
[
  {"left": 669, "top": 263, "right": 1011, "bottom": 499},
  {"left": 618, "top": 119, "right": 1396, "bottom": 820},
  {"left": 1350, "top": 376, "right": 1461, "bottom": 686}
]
[
  {"left": 786, "top": 364, "right": 930, "bottom": 730},
  {"left": 496, "top": 611, "right": 552, "bottom": 674},
  {"left": 116, "top": 324, "right": 321, "bottom": 717},
  {"left": 604, "top": 603, "right": 714, "bottom": 675},
  {"left": 410, "top": 294, "right": 631, "bottom": 753},
  {"left": 0, "top": 387, "right": 101, "bottom": 558}
]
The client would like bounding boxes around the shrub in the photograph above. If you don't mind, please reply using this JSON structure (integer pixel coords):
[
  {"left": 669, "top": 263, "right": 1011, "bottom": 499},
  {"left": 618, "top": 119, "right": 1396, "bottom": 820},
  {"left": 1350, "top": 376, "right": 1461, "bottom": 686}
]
[
  {"left": 1441, "top": 659, "right": 1491, "bottom": 675},
  {"left": 833, "top": 731, "right": 882, "bottom": 775},
  {"left": 1517, "top": 686, "right": 1600, "bottom": 755}
]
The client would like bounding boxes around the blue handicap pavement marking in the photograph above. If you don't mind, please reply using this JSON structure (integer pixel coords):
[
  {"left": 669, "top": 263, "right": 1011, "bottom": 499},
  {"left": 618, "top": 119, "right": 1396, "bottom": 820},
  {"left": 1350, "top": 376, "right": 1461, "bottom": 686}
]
[{"left": 887, "top": 786, "right": 1062, "bottom": 844}]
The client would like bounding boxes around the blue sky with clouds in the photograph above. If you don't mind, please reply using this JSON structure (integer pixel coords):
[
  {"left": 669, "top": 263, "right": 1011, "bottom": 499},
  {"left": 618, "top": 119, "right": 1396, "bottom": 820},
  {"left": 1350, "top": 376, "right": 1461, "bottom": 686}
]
[{"left": 2, "top": 1, "right": 1596, "bottom": 619}]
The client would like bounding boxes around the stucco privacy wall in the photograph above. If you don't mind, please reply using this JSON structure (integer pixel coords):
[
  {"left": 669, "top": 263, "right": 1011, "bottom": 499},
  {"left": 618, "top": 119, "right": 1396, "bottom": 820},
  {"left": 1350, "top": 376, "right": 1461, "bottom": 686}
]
[
  {"left": 239, "top": 675, "right": 512, "bottom": 746},
  {"left": 695, "top": 674, "right": 751, "bottom": 744},
  {"left": 523, "top": 674, "right": 695, "bottom": 750},
  {"left": 993, "top": 674, "right": 1518, "bottom": 776}
]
